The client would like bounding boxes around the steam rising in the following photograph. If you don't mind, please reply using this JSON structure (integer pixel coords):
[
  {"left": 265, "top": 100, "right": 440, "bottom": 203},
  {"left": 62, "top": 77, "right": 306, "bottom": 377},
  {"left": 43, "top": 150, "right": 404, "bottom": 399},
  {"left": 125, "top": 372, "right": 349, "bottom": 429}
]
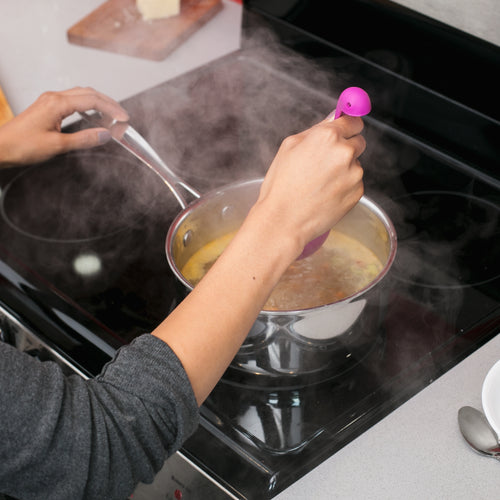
[
  {"left": 126, "top": 26, "right": 341, "bottom": 193},
  {"left": 0, "top": 26, "right": 348, "bottom": 288},
  {"left": 2, "top": 23, "right": 498, "bottom": 360},
  {"left": 0, "top": 20, "right": 498, "bottom": 426}
]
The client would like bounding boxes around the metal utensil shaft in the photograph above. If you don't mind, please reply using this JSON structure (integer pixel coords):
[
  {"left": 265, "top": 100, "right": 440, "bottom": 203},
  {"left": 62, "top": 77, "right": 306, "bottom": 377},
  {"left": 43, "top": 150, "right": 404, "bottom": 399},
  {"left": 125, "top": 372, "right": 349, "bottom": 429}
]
[{"left": 79, "top": 111, "right": 200, "bottom": 209}]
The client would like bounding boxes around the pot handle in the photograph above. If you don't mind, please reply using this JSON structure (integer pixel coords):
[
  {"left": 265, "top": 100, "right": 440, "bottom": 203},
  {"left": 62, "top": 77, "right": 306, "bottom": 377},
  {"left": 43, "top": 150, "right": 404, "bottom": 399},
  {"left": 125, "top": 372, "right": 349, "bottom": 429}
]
[{"left": 79, "top": 111, "right": 200, "bottom": 209}]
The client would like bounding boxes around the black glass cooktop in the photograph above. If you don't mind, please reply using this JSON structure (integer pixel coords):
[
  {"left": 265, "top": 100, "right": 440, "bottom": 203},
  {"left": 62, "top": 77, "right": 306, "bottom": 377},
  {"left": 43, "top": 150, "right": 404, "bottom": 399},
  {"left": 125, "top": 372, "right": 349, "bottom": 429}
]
[{"left": 0, "top": 8, "right": 499, "bottom": 499}]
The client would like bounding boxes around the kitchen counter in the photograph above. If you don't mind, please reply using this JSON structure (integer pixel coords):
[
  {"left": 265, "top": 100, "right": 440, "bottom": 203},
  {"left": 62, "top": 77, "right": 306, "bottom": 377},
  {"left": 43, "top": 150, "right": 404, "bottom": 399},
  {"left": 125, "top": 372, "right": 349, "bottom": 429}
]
[
  {"left": 1, "top": 3, "right": 499, "bottom": 499},
  {"left": 0, "top": 0, "right": 242, "bottom": 115},
  {"left": 275, "top": 333, "right": 500, "bottom": 499}
]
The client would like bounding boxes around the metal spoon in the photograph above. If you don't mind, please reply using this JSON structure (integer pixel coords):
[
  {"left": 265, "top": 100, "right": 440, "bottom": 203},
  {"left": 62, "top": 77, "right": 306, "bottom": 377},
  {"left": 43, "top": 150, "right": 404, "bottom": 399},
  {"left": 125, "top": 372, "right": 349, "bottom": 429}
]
[{"left": 458, "top": 406, "right": 500, "bottom": 460}]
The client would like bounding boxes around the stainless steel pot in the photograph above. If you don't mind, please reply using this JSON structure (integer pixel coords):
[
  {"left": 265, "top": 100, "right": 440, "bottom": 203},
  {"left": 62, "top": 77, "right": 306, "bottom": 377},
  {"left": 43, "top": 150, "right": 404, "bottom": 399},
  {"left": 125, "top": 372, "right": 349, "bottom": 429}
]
[
  {"left": 165, "top": 179, "right": 396, "bottom": 385},
  {"left": 167, "top": 179, "right": 396, "bottom": 330},
  {"left": 82, "top": 114, "right": 397, "bottom": 384}
]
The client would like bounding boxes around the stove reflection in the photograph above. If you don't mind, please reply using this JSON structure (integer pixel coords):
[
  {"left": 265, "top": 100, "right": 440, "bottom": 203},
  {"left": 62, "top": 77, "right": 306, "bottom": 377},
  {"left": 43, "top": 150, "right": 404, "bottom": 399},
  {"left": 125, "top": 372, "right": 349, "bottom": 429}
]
[{"left": 392, "top": 191, "right": 500, "bottom": 288}]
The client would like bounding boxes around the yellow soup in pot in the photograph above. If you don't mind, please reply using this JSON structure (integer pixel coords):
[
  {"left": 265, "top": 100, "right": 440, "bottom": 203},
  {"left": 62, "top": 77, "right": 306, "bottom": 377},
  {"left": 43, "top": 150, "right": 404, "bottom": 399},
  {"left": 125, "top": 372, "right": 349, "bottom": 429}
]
[{"left": 181, "top": 230, "right": 383, "bottom": 311}]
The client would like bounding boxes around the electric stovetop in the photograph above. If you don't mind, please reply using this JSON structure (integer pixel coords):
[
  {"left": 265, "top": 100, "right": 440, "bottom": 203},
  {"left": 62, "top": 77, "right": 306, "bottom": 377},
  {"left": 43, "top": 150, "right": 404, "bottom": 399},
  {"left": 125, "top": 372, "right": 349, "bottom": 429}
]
[{"left": 0, "top": 7, "right": 499, "bottom": 499}]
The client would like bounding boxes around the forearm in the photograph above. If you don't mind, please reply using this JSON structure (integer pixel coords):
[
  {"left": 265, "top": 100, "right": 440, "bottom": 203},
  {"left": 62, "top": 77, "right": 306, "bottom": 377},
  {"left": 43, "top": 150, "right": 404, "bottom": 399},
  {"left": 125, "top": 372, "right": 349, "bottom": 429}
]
[
  {"left": 152, "top": 201, "right": 302, "bottom": 405},
  {"left": 0, "top": 336, "right": 198, "bottom": 500}
]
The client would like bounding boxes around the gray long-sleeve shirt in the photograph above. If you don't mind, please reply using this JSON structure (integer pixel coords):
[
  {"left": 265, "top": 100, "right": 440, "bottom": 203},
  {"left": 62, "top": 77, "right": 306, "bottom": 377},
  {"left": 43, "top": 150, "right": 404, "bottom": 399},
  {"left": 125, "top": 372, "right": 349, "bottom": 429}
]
[{"left": 0, "top": 334, "right": 199, "bottom": 500}]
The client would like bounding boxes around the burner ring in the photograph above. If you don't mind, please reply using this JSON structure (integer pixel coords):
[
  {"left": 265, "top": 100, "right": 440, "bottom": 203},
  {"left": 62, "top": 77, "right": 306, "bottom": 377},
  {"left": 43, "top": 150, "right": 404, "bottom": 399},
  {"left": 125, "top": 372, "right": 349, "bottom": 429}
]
[
  {"left": 390, "top": 191, "right": 500, "bottom": 289},
  {"left": 0, "top": 152, "right": 166, "bottom": 244}
]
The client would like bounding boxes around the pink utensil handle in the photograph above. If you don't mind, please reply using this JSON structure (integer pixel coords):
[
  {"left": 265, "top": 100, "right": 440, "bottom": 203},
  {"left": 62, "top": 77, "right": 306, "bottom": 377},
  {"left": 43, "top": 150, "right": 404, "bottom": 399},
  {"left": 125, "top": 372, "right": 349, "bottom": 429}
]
[
  {"left": 297, "top": 87, "right": 371, "bottom": 260},
  {"left": 334, "top": 87, "right": 372, "bottom": 120}
]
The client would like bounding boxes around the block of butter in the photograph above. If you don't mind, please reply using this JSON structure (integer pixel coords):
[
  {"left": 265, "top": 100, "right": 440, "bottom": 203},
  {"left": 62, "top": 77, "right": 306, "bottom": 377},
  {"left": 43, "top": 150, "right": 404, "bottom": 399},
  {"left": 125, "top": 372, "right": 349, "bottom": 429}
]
[{"left": 137, "top": 0, "right": 181, "bottom": 20}]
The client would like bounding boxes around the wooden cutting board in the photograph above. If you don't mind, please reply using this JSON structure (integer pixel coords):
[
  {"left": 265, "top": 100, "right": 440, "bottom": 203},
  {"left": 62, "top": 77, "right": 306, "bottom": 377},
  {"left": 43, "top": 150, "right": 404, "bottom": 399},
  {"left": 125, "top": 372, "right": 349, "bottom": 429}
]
[
  {"left": 67, "top": 0, "right": 223, "bottom": 61},
  {"left": 0, "top": 85, "right": 14, "bottom": 127}
]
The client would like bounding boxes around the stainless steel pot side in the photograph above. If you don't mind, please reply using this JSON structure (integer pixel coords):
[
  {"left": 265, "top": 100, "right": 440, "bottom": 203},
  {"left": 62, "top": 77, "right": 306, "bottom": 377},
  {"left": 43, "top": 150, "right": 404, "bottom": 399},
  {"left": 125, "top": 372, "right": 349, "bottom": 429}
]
[{"left": 166, "top": 179, "right": 397, "bottom": 380}]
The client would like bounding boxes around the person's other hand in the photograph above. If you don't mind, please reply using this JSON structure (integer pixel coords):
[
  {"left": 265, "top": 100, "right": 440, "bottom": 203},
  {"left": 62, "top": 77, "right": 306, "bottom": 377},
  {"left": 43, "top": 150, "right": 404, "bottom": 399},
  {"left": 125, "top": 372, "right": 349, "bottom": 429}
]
[
  {"left": 0, "top": 87, "right": 129, "bottom": 167},
  {"left": 255, "top": 114, "right": 366, "bottom": 258}
]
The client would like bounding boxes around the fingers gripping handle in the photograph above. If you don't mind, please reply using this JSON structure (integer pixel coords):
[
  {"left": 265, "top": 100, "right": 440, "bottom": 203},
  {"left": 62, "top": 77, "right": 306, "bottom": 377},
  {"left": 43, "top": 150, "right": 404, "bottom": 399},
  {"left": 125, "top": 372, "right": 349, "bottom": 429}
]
[{"left": 297, "top": 87, "right": 371, "bottom": 260}]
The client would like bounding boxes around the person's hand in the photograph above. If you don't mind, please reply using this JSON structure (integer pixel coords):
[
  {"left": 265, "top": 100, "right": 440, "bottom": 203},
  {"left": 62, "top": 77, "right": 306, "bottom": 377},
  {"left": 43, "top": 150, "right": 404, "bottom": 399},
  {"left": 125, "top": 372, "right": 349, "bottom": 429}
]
[
  {"left": 0, "top": 87, "right": 129, "bottom": 167},
  {"left": 254, "top": 114, "right": 366, "bottom": 258}
]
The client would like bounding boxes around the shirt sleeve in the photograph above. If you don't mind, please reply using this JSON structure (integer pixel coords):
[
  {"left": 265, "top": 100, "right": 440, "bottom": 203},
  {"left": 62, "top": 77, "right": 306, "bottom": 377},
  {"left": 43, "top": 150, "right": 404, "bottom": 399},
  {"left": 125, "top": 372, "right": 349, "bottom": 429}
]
[{"left": 0, "top": 334, "right": 199, "bottom": 500}]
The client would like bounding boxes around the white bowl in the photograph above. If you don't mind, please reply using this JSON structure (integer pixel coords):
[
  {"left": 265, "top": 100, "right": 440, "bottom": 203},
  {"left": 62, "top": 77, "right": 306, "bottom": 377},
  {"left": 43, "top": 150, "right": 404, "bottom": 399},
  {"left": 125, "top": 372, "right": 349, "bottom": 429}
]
[{"left": 481, "top": 359, "right": 500, "bottom": 437}]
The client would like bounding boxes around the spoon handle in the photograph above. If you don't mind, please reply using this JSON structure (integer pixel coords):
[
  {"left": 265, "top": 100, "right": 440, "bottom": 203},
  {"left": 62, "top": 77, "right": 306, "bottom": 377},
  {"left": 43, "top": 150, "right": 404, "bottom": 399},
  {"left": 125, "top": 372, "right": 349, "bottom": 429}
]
[
  {"left": 297, "top": 87, "right": 371, "bottom": 260},
  {"left": 79, "top": 111, "right": 201, "bottom": 210}
]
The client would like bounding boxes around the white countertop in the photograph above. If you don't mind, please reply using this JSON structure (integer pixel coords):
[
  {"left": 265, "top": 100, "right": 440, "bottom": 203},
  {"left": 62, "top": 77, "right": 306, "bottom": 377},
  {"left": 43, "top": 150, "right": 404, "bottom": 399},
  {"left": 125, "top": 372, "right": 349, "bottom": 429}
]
[
  {"left": 2, "top": 3, "right": 499, "bottom": 499},
  {"left": 276, "top": 333, "right": 500, "bottom": 500},
  {"left": 0, "top": 0, "right": 242, "bottom": 115}
]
